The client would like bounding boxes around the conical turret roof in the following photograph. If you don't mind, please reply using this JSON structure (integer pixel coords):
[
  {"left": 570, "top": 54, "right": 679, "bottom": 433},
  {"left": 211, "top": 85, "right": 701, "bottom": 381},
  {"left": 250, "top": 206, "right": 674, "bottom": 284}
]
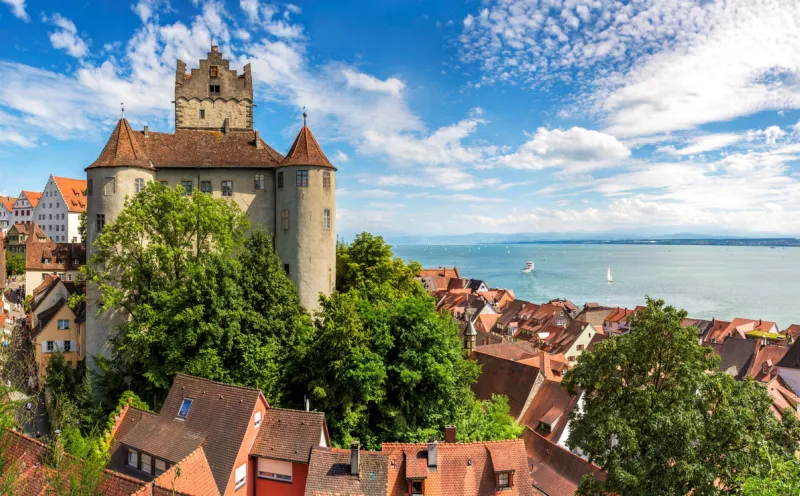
[
  {"left": 281, "top": 125, "right": 335, "bottom": 169},
  {"left": 87, "top": 118, "right": 152, "bottom": 170},
  {"left": 465, "top": 317, "right": 477, "bottom": 336}
]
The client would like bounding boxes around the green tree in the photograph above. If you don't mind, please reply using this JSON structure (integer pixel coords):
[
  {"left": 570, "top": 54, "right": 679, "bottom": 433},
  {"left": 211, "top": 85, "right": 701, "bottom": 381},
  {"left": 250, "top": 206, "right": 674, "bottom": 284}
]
[
  {"left": 78, "top": 210, "right": 87, "bottom": 244},
  {"left": 293, "top": 233, "right": 521, "bottom": 449},
  {"left": 563, "top": 297, "right": 800, "bottom": 496},
  {"left": 4, "top": 252, "right": 24, "bottom": 278}
]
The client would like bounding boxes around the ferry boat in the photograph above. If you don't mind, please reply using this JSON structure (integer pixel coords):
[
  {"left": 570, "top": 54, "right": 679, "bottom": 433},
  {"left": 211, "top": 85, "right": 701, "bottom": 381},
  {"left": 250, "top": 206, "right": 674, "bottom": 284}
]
[{"left": 522, "top": 261, "right": 535, "bottom": 273}]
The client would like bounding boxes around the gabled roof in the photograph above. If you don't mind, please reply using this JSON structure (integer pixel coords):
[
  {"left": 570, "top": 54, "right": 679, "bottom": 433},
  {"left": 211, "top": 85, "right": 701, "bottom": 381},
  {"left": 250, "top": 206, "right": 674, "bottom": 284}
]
[
  {"left": 471, "top": 347, "right": 542, "bottom": 419},
  {"left": 88, "top": 118, "right": 152, "bottom": 170},
  {"left": 417, "top": 267, "right": 460, "bottom": 291},
  {"left": 250, "top": 407, "right": 327, "bottom": 463},
  {"left": 718, "top": 337, "right": 758, "bottom": 380},
  {"left": 383, "top": 439, "right": 533, "bottom": 496},
  {"left": 152, "top": 447, "right": 219, "bottom": 496},
  {"left": 6, "top": 223, "right": 49, "bottom": 244},
  {"left": 0, "top": 196, "right": 14, "bottom": 211},
  {"left": 34, "top": 298, "right": 71, "bottom": 336},
  {"left": 496, "top": 299, "right": 532, "bottom": 328},
  {"left": 547, "top": 321, "right": 593, "bottom": 355},
  {"left": 304, "top": 447, "right": 388, "bottom": 496},
  {"left": 522, "top": 428, "right": 605, "bottom": 496},
  {"left": 281, "top": 125, "right": 334, "bottom": 168},
  {"left": 20, "top": 191, "right": 42, "bottom": 209},
  {"left": 765, "top": 376, "right": 800, "bottom": 420},
  {"left": 747, "top": 344, "right": 788, "bottom": 383},
  {"left": 777, "top": 337, "right": 800, "bottom": 369},
  {"left": 604, "top": 307, "right": 635, "bottom": 324},
  {"left": 784, "top": 324, "right": 800, "bottom": 342},
  {"left": 519, "top": 380, "right": 578, "bottom": 442},
  {"left": 25, "top": 241, "right": 85, "bottom": 271},
  {"left": 52, "top": 176, "right": 88, "bottom": 213}
]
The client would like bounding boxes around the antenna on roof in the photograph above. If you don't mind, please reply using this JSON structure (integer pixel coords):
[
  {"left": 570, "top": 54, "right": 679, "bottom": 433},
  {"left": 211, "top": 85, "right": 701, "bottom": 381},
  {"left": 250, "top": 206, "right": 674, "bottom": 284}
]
[
  {"left": 302, "top": 106, "right": 307, "bottom": 127},
  {"left": 120, "top": 103, "right": 125, "bottom": 119}
]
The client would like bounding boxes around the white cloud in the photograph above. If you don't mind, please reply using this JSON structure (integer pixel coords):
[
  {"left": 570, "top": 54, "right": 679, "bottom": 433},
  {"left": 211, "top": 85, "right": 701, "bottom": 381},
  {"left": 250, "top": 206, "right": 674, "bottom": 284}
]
[
  {"left": 1, "top": 0, "right": 26, "bottom": 20},
  {"left": 43, "top": 13, "right": 89, "bottom": 58},
  {"left": 659, "top": 134, "right": 743, "bottom": 156},
  {"left": 342, "top": 69, "right": 404, "bottom": 97},
  {"left": 334, "top": 150, "right": 349, "bottom": 163}
]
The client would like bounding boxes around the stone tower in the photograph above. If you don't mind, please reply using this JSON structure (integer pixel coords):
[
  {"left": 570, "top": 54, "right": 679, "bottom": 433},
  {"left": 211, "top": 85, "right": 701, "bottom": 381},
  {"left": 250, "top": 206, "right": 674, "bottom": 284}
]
[
  {"left": 175, "top": 46, "right": 253, "bottom": 131},
  {"left": 275, "top": 119, "right": 337, "bottom": 311}
]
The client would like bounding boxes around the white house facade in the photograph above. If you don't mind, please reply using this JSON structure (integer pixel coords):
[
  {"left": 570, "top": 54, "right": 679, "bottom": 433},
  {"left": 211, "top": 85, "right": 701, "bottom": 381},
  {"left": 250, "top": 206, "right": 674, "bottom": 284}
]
[{"left": 33, "top": 176, "right": 87, "bottom": 243}]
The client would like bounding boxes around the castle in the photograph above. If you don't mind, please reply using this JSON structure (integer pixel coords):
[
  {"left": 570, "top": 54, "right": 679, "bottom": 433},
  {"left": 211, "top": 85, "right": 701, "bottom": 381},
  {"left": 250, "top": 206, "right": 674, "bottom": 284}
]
[{"left": 85, "top": 46, "right": 336, "bottom": 360}]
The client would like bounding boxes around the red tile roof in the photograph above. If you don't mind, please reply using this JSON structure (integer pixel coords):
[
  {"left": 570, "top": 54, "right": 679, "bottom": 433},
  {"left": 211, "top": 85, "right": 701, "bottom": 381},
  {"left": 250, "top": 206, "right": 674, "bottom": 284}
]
[
  {"left": 282, "top": 125, "right": 335, "bottom": 168},
  {"left": 304, "top": 446, "right": 389, "bottom": 496},
  {"left": 471, "top": 348, "right": 542, "bottom": 419},
  {"left": 747, "top": 344, "right": 788, "bottom": 382},
  {"left": 522, "top": 428, "right": 605, "bottom": 496},
  {"left": 765, "top": 376, "right": 800, "bottom": 420},
  {"left": 417, "top": 267, "right": 460, "bottom": 291},
  {"left": 519, "top": 380, "right": 578, "bottom": 442},
  {"left": 383, "top": 439, "right": 534, "bottom": 496},
  {"left": 25, "top": 241, "right": 85, "bottom": 271},
  {"left": 53, "top": 176, "right": 88, "bottom": 213},
  {"left": 21, "top": 191, "right": 42, "bottom": 209},
  {"left": 250, "top": 407, "right": 328, "bottom": 463},
  {"left": 88, "top": 118, "right": 152, "bottom": 170},
  {"left": 152, "top": 447, "right": 219, "bottom": 496},
  {"left": 0, "top": 196, "right": 14, "bottom": 211},
  {"left": 603, "top": 307, "right": 635, "bottom": 324},
  {"left": 784, "top": 324, "right": 800, "bottom": 342}
]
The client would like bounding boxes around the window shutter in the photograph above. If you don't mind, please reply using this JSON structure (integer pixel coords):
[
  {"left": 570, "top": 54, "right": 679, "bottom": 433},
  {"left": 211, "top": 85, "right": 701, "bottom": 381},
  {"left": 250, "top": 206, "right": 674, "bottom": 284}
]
[
  {"left": 407, "top": 481, "right": 411, "bottom": 495},
  {"left": 495, "top": 473, "right": 499, "bottom": 487},
  {"left": 509, "top": 471, "right": 514, "bottom": 487}
]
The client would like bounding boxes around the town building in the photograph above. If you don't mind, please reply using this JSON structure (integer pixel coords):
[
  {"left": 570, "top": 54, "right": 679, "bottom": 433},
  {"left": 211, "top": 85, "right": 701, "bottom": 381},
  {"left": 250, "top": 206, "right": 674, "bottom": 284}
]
[
  {"left": 304, "top": 444, "right": 389, "bottom": 496},
  {"left": 547, "top": 321, "right": 602, "bottom": 364},
  {"left": 521, "top": 428, "right": 605, "bottom": 496},
  {"left": 11, "top": 190, "right": 41, "bottom": 225},
  {"left": 85, "top": 46, "right": 337, "bottom": 362},
  {"left": 32, "top": 293, "right": 85, "bottom": 383},
  {"left": 4, "top": 222, "right": 50, "bottom": 255},
  {"left": 417, "top": 267, "right": 460, "bottom": 292},
  {"left": 24, "top": 241, "right": 85, "bottom": 295},
  {"left": 0, "top": 196, "right": 14, "bottom": 234},
  {"left": 602, "top": 307, "right": 636, "bottom": 335},
  {"left": 33, "top": 175, "right": 87, "bottom": 243}
]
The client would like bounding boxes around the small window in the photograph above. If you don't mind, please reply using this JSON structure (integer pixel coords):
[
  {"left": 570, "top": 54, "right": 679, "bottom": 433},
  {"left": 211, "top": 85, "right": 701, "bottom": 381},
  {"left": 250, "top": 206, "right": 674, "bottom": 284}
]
[
  {"left": 199, "top": 109, "right": 206, "bottom": 120},
  {"left": 497, "top": 471, "right": 512, "bottom": 489},
  {"left": 103, "top": 177, "right": 115, "bottom": 196},
  {"left": 222, "top": 180, "right": 233, "bottom": 197},
  {"left": 177, "top": 398, "right": 192, "bottom": 420},
  {"left": 200, "top": 181, "right": 212, "bottom": 194},
  {"left": 96, "top": 214, "right": 105, "bottom": 232},
  {"left": 410, "top": 480, "right": 424, "bottom": 495},
  {"left": 235, "top": 464, "right": 246, "bottom": 490},
  {"left": 281, "top": 210, "right": 289, "bottom": 230},
  {"left": 209, "top": 84, "right": 221, "bottom": 95},
  {"left": 323, "top": 208, "right": 331, "bottom": 230},
  {"left": 135, "top": 178, "right": 145, "bottom": 193},
  {"left": 323, "top": 170, "right": 331, "bottom": 189},
  {"left": 46, "top": 341, "right": 54, "bottom": 353},
  {"left": 254, "top": 174, "right": 265, "bottom": 190},
  {"left": 58, "top": 319, "right": 69, "bottom": 330},
  {"left": 63, "top": 340, "right": 72, "bottom": 353},
  {"left": 155, "top": 459, "right": 166, "bottom": 476},
  {"left": 296, "top": 170, "right": 308, "bottom": 187},
  {"left": 538, "top": 420, "right": 552, "bottom": 433},
  {"left": 141, "top": 453, "right": 152, "bottom": 474},
  {"left": 254, "top": 410, "right": 262, "bottom": 428},
  {"left": 568, "top": 356, "right": 576, "bottom": 362},
  {"left": 576, "top": 344, "right": 584, "bottom": 352},
  {"left": 277, "top": 172, "right": 284, "bottom": 189},
  {"left": 127, "top": 450, "right": 138, "bottom": 468},
  {"left": 283, "top": 264, "right": 290, "bottom": 276},
  {"left": 181, "top": 181, "right": 193, "bottom": 196},
  {"left": 209, "top": 66, "right": 218, "bottom": 78}
]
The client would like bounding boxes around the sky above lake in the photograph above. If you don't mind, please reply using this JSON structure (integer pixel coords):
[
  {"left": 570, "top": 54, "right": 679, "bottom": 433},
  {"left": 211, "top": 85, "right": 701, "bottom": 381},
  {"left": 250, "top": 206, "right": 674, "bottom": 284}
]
[{"left": 2, "top": 0, "right": 800, "bottom": 237}]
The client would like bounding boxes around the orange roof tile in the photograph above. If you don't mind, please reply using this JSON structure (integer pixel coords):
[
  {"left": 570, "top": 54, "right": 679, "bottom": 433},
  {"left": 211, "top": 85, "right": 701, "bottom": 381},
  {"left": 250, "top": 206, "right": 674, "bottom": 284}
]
[
  {"left": 0, "top": 196, "right": 14, "bottom": 211},
  {"left": 21, "top": 191, "right": 42, "bottom": 209},
  {"left": 52, "top": 176, "right": 88, "bottom": 213},
  {"left": 88, "top": 118, "right": 152, "bottom": 170},
  {"left": 281, "top": 125, "right": 334, "bottom": 168},
  {"left": 522, "top": 428, "right": 605, "bottom": 496},
  {"left": 152, "top": 447, "right": 219, "bottom": 496}
]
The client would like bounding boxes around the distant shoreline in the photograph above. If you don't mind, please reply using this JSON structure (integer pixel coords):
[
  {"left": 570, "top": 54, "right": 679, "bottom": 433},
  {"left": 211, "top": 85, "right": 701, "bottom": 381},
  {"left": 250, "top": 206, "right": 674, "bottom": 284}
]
[{"left": 497, "top": 239, "right": 800, "bottom": 247}]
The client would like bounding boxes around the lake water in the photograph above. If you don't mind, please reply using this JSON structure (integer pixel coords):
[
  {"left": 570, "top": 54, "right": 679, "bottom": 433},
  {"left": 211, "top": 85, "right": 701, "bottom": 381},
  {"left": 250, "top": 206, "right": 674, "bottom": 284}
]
[{"left": 392, "top": 244, "right": 800, "bottom": 330}]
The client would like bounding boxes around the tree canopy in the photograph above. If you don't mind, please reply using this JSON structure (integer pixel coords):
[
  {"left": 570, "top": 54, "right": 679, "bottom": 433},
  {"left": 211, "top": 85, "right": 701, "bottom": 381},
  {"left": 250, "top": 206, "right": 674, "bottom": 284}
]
[
  {"left": 290, "top": 233, "right": 522, "bottom": 449},
  {"left": 5, "top": 252, "right": 24, "bottom": 278},
  {"left": 563, "top": 297, "right": 800, "bottom": 496}
]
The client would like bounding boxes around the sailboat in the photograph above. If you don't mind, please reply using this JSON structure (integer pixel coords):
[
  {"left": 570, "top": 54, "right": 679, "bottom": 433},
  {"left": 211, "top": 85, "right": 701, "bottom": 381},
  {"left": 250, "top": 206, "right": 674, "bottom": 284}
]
[{"left": 607, "top": 267, "right": 613, "bottom": 283}]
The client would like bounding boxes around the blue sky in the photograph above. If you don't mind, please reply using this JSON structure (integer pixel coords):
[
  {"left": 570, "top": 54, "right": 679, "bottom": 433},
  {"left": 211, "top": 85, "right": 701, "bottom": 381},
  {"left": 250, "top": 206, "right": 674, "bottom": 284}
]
[{"left": 2, "top": 0, "right": 800, "bottom": 237}]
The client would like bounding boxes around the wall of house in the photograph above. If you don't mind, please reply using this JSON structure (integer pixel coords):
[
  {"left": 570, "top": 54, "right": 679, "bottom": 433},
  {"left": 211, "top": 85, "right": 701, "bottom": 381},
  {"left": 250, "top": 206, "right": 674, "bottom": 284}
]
[
  {"left": 34, "top": 177, "right": 71, "bottom": 243},
  {"left": 564, "top": 325, "right": 597, "bottom": 363},
  {"left": 12, "top": 195, "right": 35, "bottom": 224},
  {"left": 31, "top": 283, "right": 71, "bottom": 327},
  {"left": 254, "top": 462, "right": 308, "bottom": 496},
  {"left": 225, "top": 395, "right": 268, "bottom": 495},
  {"left": 0, "top": 205, "right": 11, "bottom": 234},
  {"left": 35, "top": 304, "right": 82, "bottom": 382},
  {"left": 25, "top": 271, "right": 80, "bottom": 297}
]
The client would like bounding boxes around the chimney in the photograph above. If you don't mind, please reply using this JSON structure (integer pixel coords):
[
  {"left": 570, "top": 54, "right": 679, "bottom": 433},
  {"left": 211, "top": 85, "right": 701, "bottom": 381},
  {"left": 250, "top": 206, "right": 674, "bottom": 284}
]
[
  {"left": 143, "top": 125, "right": 149, "bottom": 138},
  {"left": 350, "top": 441, "right": 360, "bottom": 477},
  {"left": 758, "top": 319, "right": 762, "bottom": 327},
  {"left": 427, "top": 439, "right": 438, "bottom": 468},
  {"left": 254, "top": 131, "right": 263, "bottom": 149},
  {"left": 444, "top": 426, "right": 456, "bottom": 443}
]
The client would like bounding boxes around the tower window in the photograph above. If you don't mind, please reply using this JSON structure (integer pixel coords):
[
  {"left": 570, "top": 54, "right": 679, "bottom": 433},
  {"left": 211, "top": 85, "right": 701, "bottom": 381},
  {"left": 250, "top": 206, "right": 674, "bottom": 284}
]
[
  {"left": 296, "top": 170, "right": 308, "bottom": 187},
  {"left": 277, "top": 172, "right": 284, "bottom": 189},
  {"left": 103, "top": 177, "right": 116, "bottom": 196},
  {"left": 323, "top": 209, "right": 331, "bottom": 230},
  {"left": 222, "top": 180, "right": 233, "bottom": 197},
  {"left": 180, "top": 181, "right": 193, "bottom": 196},
  {"left": 209, "top": 85, "right": 220, "bottom": 95},
  {"left": 200, "top": 181, "right": 212, "bottom": 194},
  {"left": 96, "top": 214, "right": 105, "bottom": 232},
  {"left": 281, "top": 210, "right": 289, "bottom": 230},
  {"left": 209, "top": 66, "right": 218, "bottom": 78},
  {"left": 199, "top": 109, "right": 206, "bottom": 120},
  {"left": 323, "top": 170, "right": 331, "bottom": 189},
  {"left": 254, "top": 174, "right": 265, "bottom": 190},
  {"left": 135, "top": 178, "right": 145, "bottom": 193}
]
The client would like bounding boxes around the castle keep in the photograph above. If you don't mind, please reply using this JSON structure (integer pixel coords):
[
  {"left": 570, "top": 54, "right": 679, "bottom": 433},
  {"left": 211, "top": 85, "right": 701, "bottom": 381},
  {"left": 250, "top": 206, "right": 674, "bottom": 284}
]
[{"left": 85, "top": 46, "right": 336, "bottom": 360}]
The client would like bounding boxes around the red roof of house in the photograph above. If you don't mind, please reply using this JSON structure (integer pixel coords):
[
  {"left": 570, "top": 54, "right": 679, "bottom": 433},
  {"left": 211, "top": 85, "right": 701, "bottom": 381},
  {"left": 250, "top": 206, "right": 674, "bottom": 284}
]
[
  {"left": 383, "top": 439, "right": 534, "bottom": 496},
  {"left": 471, "top": 348, "right": 542, "bottom": 419},
  {"left": 765, "top": 376, "right": 800, "bottom": 420},
  {"left": 604, "top": 307, "right": 635, "bottom": 324},
  {"left": 304, "top": 446, "right": 389, "bottom": 496},
  {"left": 0, "top": 196, "right": 14, "bottom": 211},
  {"left": 784, "top": 324, "right": 800, "bottom": 342},
  {"left": 522, "top": 428, "right": 605, "bottom": 496},
  {"left": 518, "top": 380, "right": 578, "bottom": 442},
  {"left": 418, "top": 267, "right": 460, "bottom": 291},
  {"left": 747, "top": 344, "right": 788, "bottom": 383},
  {"left": 281, "top": 125, "right": 335, "bottom": 168},
  {"left": 88, "top": 118, "right": 153, "bottom": 170},
  {"left": 25, "top": 241, "right": 85, "bottom": 271},
  {"left": 250, "top": 407, "right": 328, "bottom": 463},
  {"left": 151, "top": 447, "right": 219, "bottom": 496},
  {"left": 21, "top": 191, "right": 42, "bottom": 209},
  {"left": 53, "top": 176, "right": 88, "bottom": 213}
]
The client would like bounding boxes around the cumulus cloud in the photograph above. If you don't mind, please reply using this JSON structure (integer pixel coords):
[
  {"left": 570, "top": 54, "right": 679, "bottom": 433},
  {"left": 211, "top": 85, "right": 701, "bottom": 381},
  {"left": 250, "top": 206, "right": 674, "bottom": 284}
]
[
  {"left": 334, "top": 150, "right": 349, "bottom": 163},
  {"left": 659, "top": 134, "right": 743, "bottom": 156},
  {"left": 1, "top": 0, "right": 27, "bottom": 20},
  {"left": 342, "top": 69, "right": 404, "bottom": 97},
  {"left": 43, "top": 13, "right": 89, "bottom": 58}
]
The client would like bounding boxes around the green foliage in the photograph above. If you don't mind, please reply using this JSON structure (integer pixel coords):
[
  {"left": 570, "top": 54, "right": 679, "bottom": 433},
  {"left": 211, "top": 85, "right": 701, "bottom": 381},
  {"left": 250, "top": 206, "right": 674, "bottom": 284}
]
[
  {"left": 740, "top": 455, "right": 800, "bottom": 496},
  {"left": 292, "top": 233, "right": 521, "bottom": 449},
  {"left": 45, "top": 353, "right": 80, "bottom": 398},
  {"left": 4, "top": 252, "right": 24, "bottom": 278},
  {"left": 563, "top": 296, "right": 800, "bottom": 496},
  {"left": 85, "top": 183, "right": 309, "bottom": 405},
  {"left": 78, "top": 210, "right": 87, "bottom": 244}
]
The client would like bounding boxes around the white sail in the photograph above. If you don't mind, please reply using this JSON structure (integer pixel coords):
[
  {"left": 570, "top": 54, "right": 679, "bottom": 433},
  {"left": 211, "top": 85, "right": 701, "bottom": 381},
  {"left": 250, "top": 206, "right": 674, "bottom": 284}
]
[{"left": 607, "top": 267, "right": 613, "bottom": 283}]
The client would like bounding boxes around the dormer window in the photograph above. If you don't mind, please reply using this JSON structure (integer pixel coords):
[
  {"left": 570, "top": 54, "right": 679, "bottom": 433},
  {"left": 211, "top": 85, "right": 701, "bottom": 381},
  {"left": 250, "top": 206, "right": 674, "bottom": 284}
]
[
  {"left": 209, "top": 66, "right": 218, "bottom": 78},
  {"left": 254, "top": 410, "right": 262, "bottom": 428},
  {"left": 537, "top": 420, "right": 552, "bottom": 433},
  {"left": 496, "top": 471, "right": 513, "bottom": 489},
  {"left": 209, "top": 84, "right": 220, "bottom": 95},
  {"left": 408, "top": 480, "right": 424, "bottom": 495},
  {"left": 177, "top": 398, "right": 192, "bottom": 420}
]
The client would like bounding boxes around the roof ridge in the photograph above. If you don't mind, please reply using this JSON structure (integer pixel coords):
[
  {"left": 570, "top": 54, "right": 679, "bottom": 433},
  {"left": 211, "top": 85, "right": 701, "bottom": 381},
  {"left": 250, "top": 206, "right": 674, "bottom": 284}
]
[
  {"left": 152, "top": 445, "right": 208, "bottom": 487},
  {"left": 267, "top": 406, "right": 324, "bottom": 414},
  {"left": 174, "top": 373, "right": 263, "bottom": 393}
]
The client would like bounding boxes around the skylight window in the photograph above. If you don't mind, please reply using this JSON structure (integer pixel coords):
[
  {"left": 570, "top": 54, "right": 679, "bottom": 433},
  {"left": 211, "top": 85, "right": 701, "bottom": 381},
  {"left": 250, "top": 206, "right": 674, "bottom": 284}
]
[{"left": 177, "top": 398, "right": 192, "bottom": 420}]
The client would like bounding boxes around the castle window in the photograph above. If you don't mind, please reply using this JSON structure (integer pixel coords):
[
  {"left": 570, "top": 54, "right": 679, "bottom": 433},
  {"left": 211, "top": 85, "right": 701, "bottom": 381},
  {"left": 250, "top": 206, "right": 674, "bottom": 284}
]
[
  {"left": 277, "top": 172, "right": 284, "bottom": 189},
  {"left": 180, "top": 181, "right": 193, "bottom": 196},
  {"left": 323, "top": 209, "right": 331, "bottom": 230},
  {"left": 222, "top": 180, "right": 233, "bottom": 197},
  {"left": 323, "top": 170, "right": 331, "bottom": 189},
  {"left": 209, "top": 84, "right": 220, "bottom": 95},
  {"left": 200, "top": 181, "right": 212, "bottom": 194},
  {"left": 281, "top": 210, "right": 289, "bottom": 230},
  {"left": 254, "top": 174, "right": 265, "bottom": 190},
  {"left": 210, "top": 66, "right": 218, "bottom": 78},
  {"left": 296, "top": 170, "right": 308, "bottom": 187},
  {"left": 199, "top": 109, "right": 206, "bottom": 120},
  {"left": 283, "top": 264, "right": 290, "bottom": 276},
  {"left": 103, "top": 177, "right": 116, "bottom": 196},
  {"left": 135, "top": 178, "right": 145, "bottom": 193},
  {"left": 96, "top": 214, "right": 105, "bottom": 232}
]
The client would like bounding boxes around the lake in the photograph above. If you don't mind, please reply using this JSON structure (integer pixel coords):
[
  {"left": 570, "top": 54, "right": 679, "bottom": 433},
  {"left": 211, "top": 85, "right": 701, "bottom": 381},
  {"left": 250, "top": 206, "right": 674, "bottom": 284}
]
[{"left": 392, "top": 243, "right": 800, "bottom": 329}]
